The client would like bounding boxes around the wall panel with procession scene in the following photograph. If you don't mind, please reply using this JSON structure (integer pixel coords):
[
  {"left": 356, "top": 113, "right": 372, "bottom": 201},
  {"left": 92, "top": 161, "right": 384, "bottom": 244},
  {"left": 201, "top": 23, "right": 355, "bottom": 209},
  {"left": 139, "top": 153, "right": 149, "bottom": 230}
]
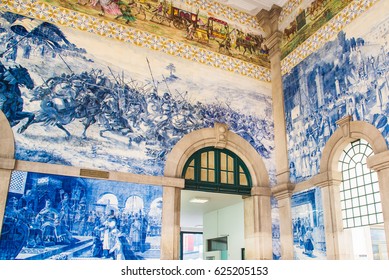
[
  {"left": 291, "top": 187, "right": 326, "bottom": 260},
  {"left": 283, "top": 0, "right": 389, "bottom": 183},
  {"left": 0, "top": 170, "right": 163, "bottom": 260}
]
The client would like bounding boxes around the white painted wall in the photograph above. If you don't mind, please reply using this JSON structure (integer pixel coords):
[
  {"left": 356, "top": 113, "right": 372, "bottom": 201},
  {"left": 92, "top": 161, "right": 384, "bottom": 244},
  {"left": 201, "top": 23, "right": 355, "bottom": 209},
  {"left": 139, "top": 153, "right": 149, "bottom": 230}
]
[{"left": 203, "top": 201, "right": 245, "bottom": 260}]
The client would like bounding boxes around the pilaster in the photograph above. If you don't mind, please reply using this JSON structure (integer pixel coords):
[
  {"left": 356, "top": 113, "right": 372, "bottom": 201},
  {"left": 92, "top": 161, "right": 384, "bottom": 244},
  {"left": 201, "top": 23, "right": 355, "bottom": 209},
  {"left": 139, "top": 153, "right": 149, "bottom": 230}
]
[
  {"left": 367, "top": 151, "right": 389, "bottom": 256},
  {"left": 160, "top": 186, "right": 182, "bottom": 260},
  {"left": 314, "top": 171, "right": 351, "bottom": 259},
  {"left": 272, "top": 182, "right": 295, "bottom": 259}
]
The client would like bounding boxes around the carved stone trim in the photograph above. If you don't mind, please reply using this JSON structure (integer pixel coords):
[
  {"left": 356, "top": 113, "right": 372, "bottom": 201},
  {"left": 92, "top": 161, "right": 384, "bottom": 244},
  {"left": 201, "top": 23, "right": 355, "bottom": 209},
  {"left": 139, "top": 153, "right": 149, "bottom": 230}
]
[
  {"left": 336, "top": 115, "right": 352, "bottom": 139},
  {"left": 214, "top": 122, "right": 229, "bottom": 149}
]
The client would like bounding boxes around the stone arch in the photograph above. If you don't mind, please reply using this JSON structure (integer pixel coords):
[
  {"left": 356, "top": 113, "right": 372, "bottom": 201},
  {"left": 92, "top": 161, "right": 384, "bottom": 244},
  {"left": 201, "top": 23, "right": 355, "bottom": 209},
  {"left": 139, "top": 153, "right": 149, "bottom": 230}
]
[
  {"left": 316, "top": 116, "right": 389, "bottom": 259},
  {"left": 164, "top": 123, "right": 270, "bottom": 189},
  {"left": 320, "top": 118, "right": 387, "bottom": 175},
  {"left": 161, "top": 123, "right": 272, "bottom": 260}
]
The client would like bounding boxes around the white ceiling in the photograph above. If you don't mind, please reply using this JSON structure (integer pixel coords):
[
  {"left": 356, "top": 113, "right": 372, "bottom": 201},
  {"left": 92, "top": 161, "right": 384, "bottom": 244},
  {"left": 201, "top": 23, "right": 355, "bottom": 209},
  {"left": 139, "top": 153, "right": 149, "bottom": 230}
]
[
  {"left": 180, "top": 190, "right": 245, "bottom": 230},
  {"left": 218, "top": 0, "right": 289, "bottom": 15}
]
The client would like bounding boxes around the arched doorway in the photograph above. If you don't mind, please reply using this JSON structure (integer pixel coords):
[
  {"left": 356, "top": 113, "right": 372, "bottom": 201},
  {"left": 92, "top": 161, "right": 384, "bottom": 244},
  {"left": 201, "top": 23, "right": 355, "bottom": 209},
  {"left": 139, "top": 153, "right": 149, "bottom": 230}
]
[
  {"left": 161, "top": 123, "right": 272, "bottom": 260},
  {"left": 180, "top": 147, "right": 252, "bottom": 260}
]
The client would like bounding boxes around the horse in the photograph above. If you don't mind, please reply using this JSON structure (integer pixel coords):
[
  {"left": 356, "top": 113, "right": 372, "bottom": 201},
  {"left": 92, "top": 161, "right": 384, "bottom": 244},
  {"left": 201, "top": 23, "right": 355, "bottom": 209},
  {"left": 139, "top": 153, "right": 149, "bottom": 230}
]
[
  {"left": 18, "top": 95, "right": 78, "bottom": 139},
  {"left": 0, "top": 63, "right": 35, "bottom": 128}
]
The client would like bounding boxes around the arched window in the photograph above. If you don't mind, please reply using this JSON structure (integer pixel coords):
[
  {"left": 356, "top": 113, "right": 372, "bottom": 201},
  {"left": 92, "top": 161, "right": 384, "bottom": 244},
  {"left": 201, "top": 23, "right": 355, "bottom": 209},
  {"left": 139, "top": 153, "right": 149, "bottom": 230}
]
[
  {"left": 182, "top": 147, "right": 252, "bottom": 195},
  {"left": 338, "top": 139, "right": 384, "bottom": 228}
]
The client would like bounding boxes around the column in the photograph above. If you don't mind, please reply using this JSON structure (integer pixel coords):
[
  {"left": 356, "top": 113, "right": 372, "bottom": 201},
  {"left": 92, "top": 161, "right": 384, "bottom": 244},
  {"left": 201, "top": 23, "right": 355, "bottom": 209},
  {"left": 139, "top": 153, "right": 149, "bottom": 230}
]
[
  {"left": 367, "top": 150, "right": 389, "bottom": 255},
  {"left": 160, "top": 186, "right": 181, "bottom": 259},
  {"left": 257, "top": 5, "right": 295, "bottom": 259},
  {"left": 315, "top": 171, "right": 351, "bottom": 259},
  {"left": 244, "top": 186, "right": 273, "bottom": 259},
  {"left": 0, "top": 111, "right": 15, "bottom": 235},
  {"left": 272, "top": 183, "right": 294, "bottom": 259}
]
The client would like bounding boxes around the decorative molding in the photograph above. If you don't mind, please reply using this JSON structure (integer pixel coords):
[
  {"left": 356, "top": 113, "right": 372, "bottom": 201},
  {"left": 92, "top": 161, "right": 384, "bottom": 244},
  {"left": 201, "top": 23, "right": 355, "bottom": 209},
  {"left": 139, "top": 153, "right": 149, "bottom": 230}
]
[
  {"left": 214, "top": 122, "right": 228, "bottom": 149},
  {"left": 0, "top": 0, "right": 271, "bottom": 82},
  {"left": 336, "top": 115, "right": 352, "bottom": 139},
  {"left": 271, "top": 182, "right": 295, "bottom": 200},
  {"left": 367, "top": 151, "right": 389, "bottom": 172}
]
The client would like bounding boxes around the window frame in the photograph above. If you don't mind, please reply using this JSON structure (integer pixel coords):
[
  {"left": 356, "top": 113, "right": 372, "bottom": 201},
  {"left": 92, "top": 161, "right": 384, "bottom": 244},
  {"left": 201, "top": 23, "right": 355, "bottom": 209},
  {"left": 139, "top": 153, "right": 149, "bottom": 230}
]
[{"left": 182, "top": 147, "right": 252, "bottom": 195}]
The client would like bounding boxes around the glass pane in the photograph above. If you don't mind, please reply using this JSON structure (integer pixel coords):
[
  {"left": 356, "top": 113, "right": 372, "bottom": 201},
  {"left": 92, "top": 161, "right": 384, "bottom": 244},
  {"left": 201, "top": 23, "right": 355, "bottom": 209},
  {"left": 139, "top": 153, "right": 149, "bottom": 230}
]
[
  {"left": 200, "top": 169, "right": 207, "bottom": 181},
  {"left": 240, "top": 173, "right": 248, "bottom": 186},
  {"left": 352, "top": 197, "right": 359, "bottom": 207},
  {"left": 208, "top": 170, "right": 215, "bottom": 182},
  {"left": 350, "top": 168, "right": 356, "bottom": 179},
  {"left": 373, "top": 182, "right": 380, "bottom": 192},
  {"left": 189, "top": 159, "right": 195, "bottom": 167},
  {"left": 365, "top": 184, "right": 373, "bottom": 194},
  {"left": 220, "top": 153, "right": 227, "bottom": 170},
  {"left": 371, "top": 172, "right": 378, "bottom": 182},
  {"left": 364, "top": 174, "right": 371, "bottom": 184},
  {"left": 208, "top": 151, "right": 215, "bottom": 169},
  {"left": 368, "top": 204, "right": 376, "bottom": 213},
  {"left": 359, "top": 195, "right": 367, "bottom": 206},
  {"left": 181, "top": 233, "right": 203, "bottom": 260},
  {"left": 185, "top": 167, "right": 195, "bottom": 180},
  {"left": 228, "top": 156, "right": 234, "bottom": 171},
  {"left": 369, "top": 215, "right": 377, "bottom": 224},
  {"left": 345, "top": 190, "right": 351, "bottom": 200},
  {"left": 367, "top": 194, "right": 374, "bottom": 204},
  {"left": 228, "top": 172, "right": 234, "bottom": 184},
  {"left": 360, "top": 206, "right": 368, "bottom": 215},
  {"left": 201, "top": 152, "right": 208, "bottom": 168},
  {"left": 221, "top": 171, "right": 227, "bottom": 184}
]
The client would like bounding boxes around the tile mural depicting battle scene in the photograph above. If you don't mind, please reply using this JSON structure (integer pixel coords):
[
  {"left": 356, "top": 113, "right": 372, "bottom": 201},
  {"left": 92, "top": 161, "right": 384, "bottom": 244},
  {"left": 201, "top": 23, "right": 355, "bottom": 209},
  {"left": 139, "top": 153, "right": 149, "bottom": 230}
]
[
  {"left": 0, "top": 171, "right": 163, "bottom": 260},
  {"left": 0, "top": 11, "right": 275, "bottom": 180},
  {"left": 283, "top": 0, "right": 389, "bottom": 183},
  {"left": 291, "top": 188, "right": 326, "bottom": 260},
  {"left": 37, "top": 0, "right": 270, "bottom": 67}
]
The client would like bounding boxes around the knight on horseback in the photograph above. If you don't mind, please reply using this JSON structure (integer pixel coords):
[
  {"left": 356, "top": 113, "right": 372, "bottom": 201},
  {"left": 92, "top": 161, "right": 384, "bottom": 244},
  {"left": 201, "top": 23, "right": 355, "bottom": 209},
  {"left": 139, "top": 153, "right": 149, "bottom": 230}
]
[{"left": 0, "top": 61, "right": 35, "bottom": 127}]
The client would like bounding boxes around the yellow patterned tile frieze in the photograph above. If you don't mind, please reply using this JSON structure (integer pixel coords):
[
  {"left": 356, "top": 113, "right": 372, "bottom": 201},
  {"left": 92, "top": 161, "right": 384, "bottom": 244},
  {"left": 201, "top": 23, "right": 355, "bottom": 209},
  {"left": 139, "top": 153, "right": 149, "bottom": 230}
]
[{"left": 0, "top": 0, "right": 270, "bottom": 82}]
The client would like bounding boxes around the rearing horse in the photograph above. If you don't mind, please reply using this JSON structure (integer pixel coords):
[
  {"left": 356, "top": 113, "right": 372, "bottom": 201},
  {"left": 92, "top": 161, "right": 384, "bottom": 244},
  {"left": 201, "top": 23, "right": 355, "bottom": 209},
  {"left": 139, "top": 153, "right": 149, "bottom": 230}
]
[{"left": 0, "top": 63, "right": 35, "bottom": 127}]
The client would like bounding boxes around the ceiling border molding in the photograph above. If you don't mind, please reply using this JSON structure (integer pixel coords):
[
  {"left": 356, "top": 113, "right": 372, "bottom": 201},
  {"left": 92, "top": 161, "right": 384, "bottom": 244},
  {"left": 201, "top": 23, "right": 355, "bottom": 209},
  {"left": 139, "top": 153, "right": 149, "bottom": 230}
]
[
  {"left": 280, "top": 0, "right": 380, "bottom": 75},
  {"left": 0, "top": 0, "right": 271, "bottom": 82}
]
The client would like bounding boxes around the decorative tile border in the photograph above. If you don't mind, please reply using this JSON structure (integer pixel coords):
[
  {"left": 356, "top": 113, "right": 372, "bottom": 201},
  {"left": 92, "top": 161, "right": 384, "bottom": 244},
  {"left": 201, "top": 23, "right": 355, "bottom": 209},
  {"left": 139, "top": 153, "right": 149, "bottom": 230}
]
[
  {"left": 0, "top": 0, "right": 271, "bottom": 82},
  {"left": 279, "top": 0, "right": 302, "bottom": 23},
  {"left": 281, "top": 0, "right": 379, "bottom": 75}
]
